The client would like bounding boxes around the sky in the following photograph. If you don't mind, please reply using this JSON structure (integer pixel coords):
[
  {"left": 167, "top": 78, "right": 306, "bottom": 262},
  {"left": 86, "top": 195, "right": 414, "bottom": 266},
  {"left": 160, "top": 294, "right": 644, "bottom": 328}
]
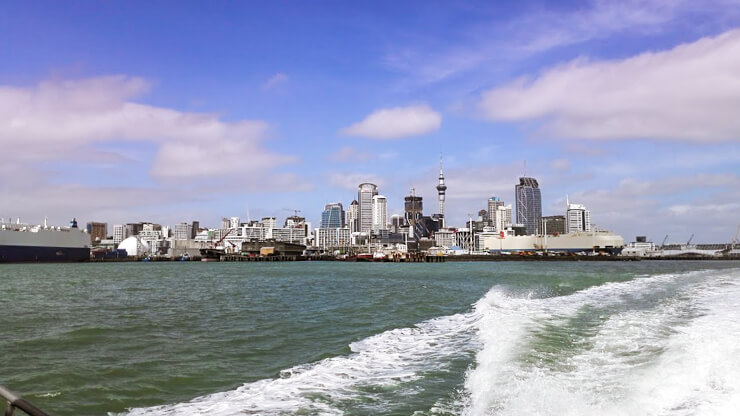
[{"left": 1, "top": 0, "right": 740, "bottom": 243}]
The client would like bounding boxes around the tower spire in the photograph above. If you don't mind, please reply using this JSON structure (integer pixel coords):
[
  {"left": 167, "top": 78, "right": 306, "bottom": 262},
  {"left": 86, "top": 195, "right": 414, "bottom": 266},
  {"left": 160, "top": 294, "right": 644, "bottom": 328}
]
[{"left": 436, "top": 155, "right": 447, "bottom": 228}]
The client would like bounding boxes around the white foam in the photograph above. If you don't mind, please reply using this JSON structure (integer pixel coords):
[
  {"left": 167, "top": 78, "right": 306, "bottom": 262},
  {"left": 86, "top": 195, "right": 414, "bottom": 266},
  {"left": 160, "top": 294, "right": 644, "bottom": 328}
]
[
  {"left": 119, "top": 309, "right": 480, "bottom": 415},
  {"left": 463, "top": 268, "right": 740, "bottom": 416}
]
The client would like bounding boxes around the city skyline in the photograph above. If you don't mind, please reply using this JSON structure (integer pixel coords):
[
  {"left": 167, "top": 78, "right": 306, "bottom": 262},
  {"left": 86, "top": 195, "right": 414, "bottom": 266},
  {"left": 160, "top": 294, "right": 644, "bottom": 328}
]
[{"left": 1, "top": 1, "right": 740, "bottom": 243}]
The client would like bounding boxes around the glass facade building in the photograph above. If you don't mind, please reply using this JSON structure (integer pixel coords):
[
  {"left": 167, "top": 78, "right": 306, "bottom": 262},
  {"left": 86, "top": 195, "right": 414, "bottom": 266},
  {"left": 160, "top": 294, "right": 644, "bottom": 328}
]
[{"left": 515, "top": 177, "right": 542, "bottom": 235}]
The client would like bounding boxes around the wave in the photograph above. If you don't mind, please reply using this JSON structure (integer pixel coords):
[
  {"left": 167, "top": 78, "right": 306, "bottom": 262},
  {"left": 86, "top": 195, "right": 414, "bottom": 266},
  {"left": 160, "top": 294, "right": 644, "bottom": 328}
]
[
  {"left": 463, "top": 268, "right": 740, "bottom": 416},
  {"left": 119, "top": 308, "right": 480, "bottom": 415}
]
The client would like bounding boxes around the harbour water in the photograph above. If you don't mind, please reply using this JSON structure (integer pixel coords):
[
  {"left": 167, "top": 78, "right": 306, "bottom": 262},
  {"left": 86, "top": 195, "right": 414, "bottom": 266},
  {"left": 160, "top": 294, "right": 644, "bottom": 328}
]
[{"left": 2, "top": 261, "right": 739, "bottom": 415}]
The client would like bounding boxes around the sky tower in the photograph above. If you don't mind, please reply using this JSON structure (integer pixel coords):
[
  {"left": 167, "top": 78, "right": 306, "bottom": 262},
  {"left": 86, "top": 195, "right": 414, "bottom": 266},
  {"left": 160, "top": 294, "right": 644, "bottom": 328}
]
[{"left": 436, "top": 156, "right": 447, "bottom": 228}]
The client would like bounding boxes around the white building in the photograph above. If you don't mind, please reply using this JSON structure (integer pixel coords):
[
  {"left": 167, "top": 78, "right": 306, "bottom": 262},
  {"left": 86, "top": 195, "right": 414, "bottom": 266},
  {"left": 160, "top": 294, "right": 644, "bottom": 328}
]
[
  {"left": 174, "top": 222, "right": 193, "bottom": 240},
  {"left": 494, "top": 205, "right": 513, "bottom": 232},
  {"left": 229, "top": 216, "right": 241, "bottom": 229},
  {"left": 113, "top": 224, "right": 127, "bottom": 245},
  {"left": 566, "top": 202, "right": 591, "bottom": 233},
  {"left": 435, "top": 229, "right": 456, "bottom": 248},
  {"left": 358, "top": 183, "right": 378, "bottom": 233},
  {"left": 347, "top": 200, "right": 359, "bottom": 233},
  {"left": 372, "top": 195, "right": 388, "bottom": 232},
  {"left": 315, "top": 227, "right": 352, "bottom": 249},
  {"left": 487, "top": 197, "right": 504, "bottom": 223}
]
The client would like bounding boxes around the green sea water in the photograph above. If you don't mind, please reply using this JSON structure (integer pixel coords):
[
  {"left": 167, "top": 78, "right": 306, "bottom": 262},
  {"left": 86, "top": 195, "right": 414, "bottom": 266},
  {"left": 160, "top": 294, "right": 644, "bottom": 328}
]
[{"left": 2, "top": 261, "right": 739, "bottom": 415}]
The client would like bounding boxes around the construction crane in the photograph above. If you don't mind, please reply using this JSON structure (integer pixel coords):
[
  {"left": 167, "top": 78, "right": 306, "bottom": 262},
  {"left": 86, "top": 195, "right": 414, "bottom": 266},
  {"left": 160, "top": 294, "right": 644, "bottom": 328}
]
[{"left": 660, "top": 235, "right": 669, "bottom": 248}]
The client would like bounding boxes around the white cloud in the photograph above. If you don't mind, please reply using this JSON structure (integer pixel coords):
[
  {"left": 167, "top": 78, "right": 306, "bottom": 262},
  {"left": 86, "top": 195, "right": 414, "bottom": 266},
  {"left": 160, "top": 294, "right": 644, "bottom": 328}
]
[
  {"left": 480, "top": 29, "right": 740, "bottom": 141},
  {"left": 551, "top": 158, "right": 571, "bottom": 172},
  {"left": 341, "top": 104, "right": 441, "bottom": 140},
  {"left": 262, "top": 72, "right": 288, "bottom": 90},
  {"left": 0, "top": 75, "right": 299, "bottom": 181}
]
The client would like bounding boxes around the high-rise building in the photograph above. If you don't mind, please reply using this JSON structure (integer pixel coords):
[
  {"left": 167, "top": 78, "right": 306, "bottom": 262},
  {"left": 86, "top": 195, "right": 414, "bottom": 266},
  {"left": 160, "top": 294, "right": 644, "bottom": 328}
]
[
  {"left": 542, "top": 215, "right": 566, "bottom": 235},
  {"left": 346, "top": 200, "right": 359, "bottom": 233},
  {"left": 86, "top": 222, "right": 107, "bottom": 243},
  {"left": 404, "top": 192, "right": 423, "bottom": 238},
  {"left": 566, "top": 202, "right": 591, "bottom": 233},
  {"left": 191, "top": 221, "right": 200, "bottom": 239},
  {"left": 357, "top": 183, "right": 378, "bottom": 233},
  {"left": 113, "top": 224, "right": 127, "bottom": 245},
  {"left": 436, "top": 157, "right": 447, "bottom": 227},
  {"left": 261, "top": 217, "right": 277, "bottom": 230},
  {"left": 125, "top": 222, "right": 144, "bottom": 237},
  {"left": 372, "top": 195, "right": 388, "bottom": 231},
  {"left": 494, "top": 204, "right": 513, "bottom": 231},
  {"left": 321, "top": 202, "right": 345, "bottom": 229},
  {"left": 174, "top": 222, "right": 194, "bottom": 240},
  {"left": 515, "top": 177, "right": 542, "bottom": 235},
  {"left": 487, "top": 197, "right": 504, "bottom": 223}
]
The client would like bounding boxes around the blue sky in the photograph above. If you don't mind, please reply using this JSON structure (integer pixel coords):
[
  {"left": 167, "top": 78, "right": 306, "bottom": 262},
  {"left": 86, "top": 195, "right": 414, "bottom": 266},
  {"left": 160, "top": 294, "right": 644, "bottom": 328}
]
[{"left": 1, "top": 0, "right": 740, "bottom": 243}]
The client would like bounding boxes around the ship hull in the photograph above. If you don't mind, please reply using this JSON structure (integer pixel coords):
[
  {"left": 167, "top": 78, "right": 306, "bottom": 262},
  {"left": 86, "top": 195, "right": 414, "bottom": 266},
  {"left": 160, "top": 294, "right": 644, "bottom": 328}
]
[{"left": 0, "top": 245, "right": 90, "bottom": 263}]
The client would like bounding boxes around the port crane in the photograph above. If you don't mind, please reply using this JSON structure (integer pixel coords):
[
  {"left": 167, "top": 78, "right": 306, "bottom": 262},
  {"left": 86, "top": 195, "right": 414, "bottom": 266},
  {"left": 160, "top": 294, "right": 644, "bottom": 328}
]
[{"left": 660, "top": 235, "right": 669, "bottom": 248}]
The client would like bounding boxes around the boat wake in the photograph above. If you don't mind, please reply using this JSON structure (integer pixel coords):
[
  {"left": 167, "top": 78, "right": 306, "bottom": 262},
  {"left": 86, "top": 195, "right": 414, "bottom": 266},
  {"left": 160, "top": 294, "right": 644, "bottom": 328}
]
[
  {"left": 119, "top": 308, "right": 480, "bottom": 415},
  {"left": 462, "top": 268, "right": 740, "bottom": 416}
]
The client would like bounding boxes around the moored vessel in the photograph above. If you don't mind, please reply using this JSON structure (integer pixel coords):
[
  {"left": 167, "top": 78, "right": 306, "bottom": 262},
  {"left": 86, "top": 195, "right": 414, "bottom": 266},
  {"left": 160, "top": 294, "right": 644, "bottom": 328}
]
[{"left": 0, "top": 218, "right": 91, "bottom": 263}]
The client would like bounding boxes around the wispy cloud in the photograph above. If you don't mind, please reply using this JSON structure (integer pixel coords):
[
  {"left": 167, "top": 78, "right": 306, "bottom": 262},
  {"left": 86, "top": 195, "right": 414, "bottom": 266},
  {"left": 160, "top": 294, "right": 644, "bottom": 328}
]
[
  {"left": 480, "top": 29, "right": 740, "bottom": 142},
  {"left": 341, "top": 104, "right": 441, "bottom": 140},
  {"left": 261, "top": 72, "right": 289, "bottom": 91},
  {"left": 383, "top": 0, "right": 740, "bottom": 86}
]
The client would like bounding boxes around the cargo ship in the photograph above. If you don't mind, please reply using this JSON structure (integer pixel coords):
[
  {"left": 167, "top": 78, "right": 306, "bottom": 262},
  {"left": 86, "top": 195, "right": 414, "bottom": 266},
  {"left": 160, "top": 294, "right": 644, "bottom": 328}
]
[
  {"left": 0, "top": 218, "right": 91, "bottom": 263},
  {"left": 479, "top": 229, "right": 625, "bottom": 254}
]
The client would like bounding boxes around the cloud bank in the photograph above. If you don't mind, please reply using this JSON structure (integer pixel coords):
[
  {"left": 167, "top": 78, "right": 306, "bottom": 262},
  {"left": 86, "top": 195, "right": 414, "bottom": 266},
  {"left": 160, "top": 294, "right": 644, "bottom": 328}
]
[
  {"left": 0, "top": 75, "right": 298, "bottom": 180},
  {"left": 480, "top": 29, "right": 740, "bottom": 142},
  {"left": 341, "top": 104, "right": 441, "bottom": 139}
]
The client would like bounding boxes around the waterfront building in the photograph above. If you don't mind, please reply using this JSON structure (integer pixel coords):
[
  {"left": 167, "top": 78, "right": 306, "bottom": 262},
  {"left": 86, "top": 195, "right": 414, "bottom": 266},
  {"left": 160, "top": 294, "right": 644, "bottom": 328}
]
[
  {"left": 261, "top": 217, "right": 277, "bottom": 230},
  {"left": 191, "top": 221, "right": 200, "bottom": 239},
  {"left": 436, "top": 158, "right": 447, "bottom": 227},
  {"left": 390, "top": 214, "right": 404, "bottom": 233},
  {"left": 404, "top": 193, "right": 423, "bottom": 238},
  {"left": 174, "top": 222, "right": 194, "bottom": 240},
  {"left": 542, "top": 215, "right": 566, "bottom": 235},
  {"left": 86, "top": 222, "right": 107, "bottom": 243},
  {"left": 494, "top": 204, "right": 513, "bottom": 232},
  {"left": 125, "top": 222, "right": 145, "bottom": 237},
  {"left": 229, "top": 217, "right": 240, "bottom": 229},
  {"left": 567, "top": 201, "right": 591, "bottom": 233},
  {"left": 357, "top": 183, "right": 378, "bottom": 233},
  {"left": 515, "top": 177, "right": 542, "bottom": 235},
  {"left": 347, "top": 200, "right": 359, "bottom": 233},
  {"left": 315, "top": 227, "right": 351, "bottom": 250},
  {"left": 321, "top": 202, "right": 345, "bottom": 229},
  {"left": 372, "top": 195, "right": 388, "bottom": 232},
  {"left": 113, "top": 224, "right": 127, "bottom": 245},
  {"left": 434, "top": 229, "right": 456, "bottom": 248}
]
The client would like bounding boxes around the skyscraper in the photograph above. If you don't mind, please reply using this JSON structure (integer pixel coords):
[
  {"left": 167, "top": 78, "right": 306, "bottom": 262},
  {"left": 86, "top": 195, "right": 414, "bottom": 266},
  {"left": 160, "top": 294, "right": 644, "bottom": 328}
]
[
  {"left": 436, "top": 157, "right": 447, "bottom": 227},
  {"left": 320, "top": 202, "right": 345, "bottom": 229},
  {"left": 566, "top": 201, "right": 591, "bottom": 233},
  {"left": 372, "top": 195, "right": 388, "bottom": 231},
  {"left": 494, "top": 204, "right": 513, "bottom": 232},
  {"left": 515, "top": 177, "right": 542, "bottom": 235},
  {"left": 347, "top": 200, "right": 359, "bottom": 233},
  {"left": 357, "top": 183, "right": 378, "bottom": 233},
  {"left": 487, "top": 197, "right": 504, "bottom": 224}
]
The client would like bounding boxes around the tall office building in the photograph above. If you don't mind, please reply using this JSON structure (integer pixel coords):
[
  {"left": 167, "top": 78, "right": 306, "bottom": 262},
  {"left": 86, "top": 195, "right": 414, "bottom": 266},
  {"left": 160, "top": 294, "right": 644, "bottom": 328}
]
[
  {"left": 86, "top": 222, "right": 107, "bottom": 243},
  {"left": 487, "top": 197, "right": 504, "bottom": 224},
  {"left": 515, "top": 177, "right": 542, "bottom": 235},
  {"left": 357, "top": 183, "right": 378, "bottom": 233},
  {"left": 566, "top": 201, "right": 591, "bottom": 233},
  {"left": 347, "top": 200, "right": 359, "bottom": 233},
  {"left": 436, "top": 158, "right": 447, "bottom": 227},
  {"left": 174, "top": 222, "right": 194, "bottom": 240},
  {"left": 542, "top": 215, "right": 566, "bottom": 235},
  {"left": 494, "top": 204, "right": 513, "bottom": 232},
  {"left": 372, "top": 195, "right": 388, "bottom": 231},
  {"left": 321, "top": 202, "right": 345, "bottom": 229},
  {"left": 113, "top": 224, "right": 127, "bottom": 245}
]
